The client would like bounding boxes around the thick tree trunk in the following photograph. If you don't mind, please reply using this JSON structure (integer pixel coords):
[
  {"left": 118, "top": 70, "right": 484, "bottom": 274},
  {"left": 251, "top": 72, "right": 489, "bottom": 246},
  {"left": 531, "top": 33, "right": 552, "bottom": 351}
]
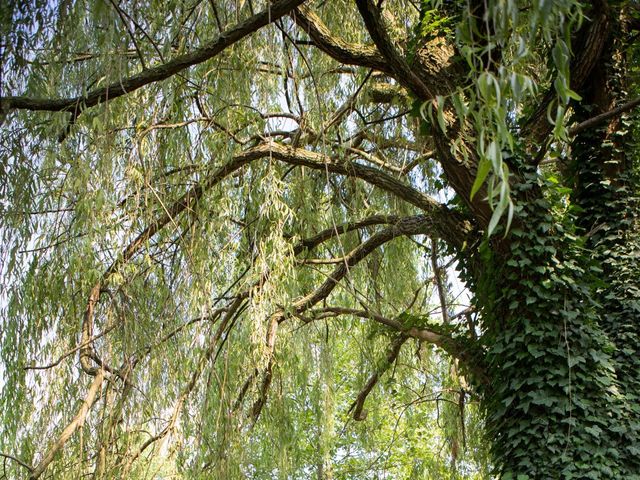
[
  {"left": 476, "top": 206, "right": 640, "bottom": 478},
  {"left": 473, "top": 12, "right": 640, "bottom": 476}
]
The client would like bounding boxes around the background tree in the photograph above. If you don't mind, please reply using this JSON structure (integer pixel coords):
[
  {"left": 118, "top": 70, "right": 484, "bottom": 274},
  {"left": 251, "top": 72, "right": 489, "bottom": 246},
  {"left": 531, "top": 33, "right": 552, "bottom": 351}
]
[{"left": 1, "top": 0, "right": 639, "bottom": 478}]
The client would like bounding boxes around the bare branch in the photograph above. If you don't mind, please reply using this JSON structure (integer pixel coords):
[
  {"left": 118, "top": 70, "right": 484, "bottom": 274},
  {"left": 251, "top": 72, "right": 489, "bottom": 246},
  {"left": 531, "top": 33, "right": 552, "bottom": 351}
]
[
  {"left": 0, "top": 453, "right": 32, "bottom": 473},
  {"left": 298, "top": 257, "right": 350, "bottom": 264},
  {"left": 569, "top": 96, "right": 640, "bottom": 136},
  {"left": 347, "top": 147, "right": 405, "bottom": 174},
  {"left": 312, "top": 307, "right": 406, "bottom": 331}
]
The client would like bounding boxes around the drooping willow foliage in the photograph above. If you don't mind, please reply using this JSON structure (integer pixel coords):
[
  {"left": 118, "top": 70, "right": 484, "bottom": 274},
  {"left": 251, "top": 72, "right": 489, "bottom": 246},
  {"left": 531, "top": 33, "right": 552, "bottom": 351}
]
[{"left": 1, "top": 1, "right": 639, "bottom": 479}]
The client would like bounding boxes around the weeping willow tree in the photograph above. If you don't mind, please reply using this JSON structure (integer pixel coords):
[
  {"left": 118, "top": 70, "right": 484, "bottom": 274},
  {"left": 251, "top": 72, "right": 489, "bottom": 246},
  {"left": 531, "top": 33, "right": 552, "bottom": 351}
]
[{"left": 2, "top": 0, "right": 640, "bottom": 478}]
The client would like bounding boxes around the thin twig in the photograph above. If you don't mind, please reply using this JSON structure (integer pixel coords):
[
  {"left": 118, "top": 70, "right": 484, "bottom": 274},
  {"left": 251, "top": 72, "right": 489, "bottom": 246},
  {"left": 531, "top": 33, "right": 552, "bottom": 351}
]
[{"left": 0, "top": 453, "right": 32, "bottom": 473}]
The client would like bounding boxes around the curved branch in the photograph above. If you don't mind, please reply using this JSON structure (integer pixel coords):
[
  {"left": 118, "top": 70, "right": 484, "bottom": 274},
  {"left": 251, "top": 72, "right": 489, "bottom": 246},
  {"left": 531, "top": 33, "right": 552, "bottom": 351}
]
[
  {"left": 25, "top": 322, "right": 119, "bottom": 371},
  {"left": 0, "top": 0, "right": 307, "bottom": 114},
  {"left": 232, "top": 216, "right": 398, "bottom": 416},
  {"left": 235, "top": 213, "right": 478, "bottom": 422},
  {"left": 250, "top": 215, "right": 475, "bottom": 418},
  {"left": 246, "top": 142, "right": 474, "bottom": 250}
]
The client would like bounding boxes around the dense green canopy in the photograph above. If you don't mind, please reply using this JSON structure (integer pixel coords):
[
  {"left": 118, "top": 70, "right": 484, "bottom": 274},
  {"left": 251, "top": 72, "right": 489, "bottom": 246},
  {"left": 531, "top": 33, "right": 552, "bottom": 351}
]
[{"left": 1, "top": 1, "right": 639, "bottom": 479}]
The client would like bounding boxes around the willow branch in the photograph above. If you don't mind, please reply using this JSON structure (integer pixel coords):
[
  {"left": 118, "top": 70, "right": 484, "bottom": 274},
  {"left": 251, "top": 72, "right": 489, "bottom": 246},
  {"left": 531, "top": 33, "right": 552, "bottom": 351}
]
[
  {"left": 0, "top": 0, "right": 307, "bottom": 114},
  {"left": 131, "top": 308, "right": 226, "bottom": 363},
  {"left": 353, "top": 0, "right": 493, "bottom": 226},
  {"left": 80, "top": 141, "right": 471, "bottom": 382},
  {"left": 232, "top": 215, "right": 398, "bottom": 415},
  {"left": 306, "top": 69, "right": 373, "bottom": 143},
  {"left": 249, "top": 317, "right": 279, "bottom": 424},
  {"left": 121, "top": 297, "right": 243, "bottom": 475},
  {"left": 24, "top": 323, "right": 119, "bottom": 371},
  {"left": 92, "top": 373, "right": 137, "bottom": 478},
  {"left": 346, "top": 147, "right": 405, "bottom": 175}
]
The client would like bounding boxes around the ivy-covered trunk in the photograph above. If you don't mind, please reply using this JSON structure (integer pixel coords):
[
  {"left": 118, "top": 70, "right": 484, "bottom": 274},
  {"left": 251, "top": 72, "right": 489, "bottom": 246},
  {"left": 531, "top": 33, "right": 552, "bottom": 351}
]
[
  {"left": 474, "top": 26, "right": 640, "bottom": 476},
  {"left": 478, "top": 202, "right": 640, "bottom": 478}
]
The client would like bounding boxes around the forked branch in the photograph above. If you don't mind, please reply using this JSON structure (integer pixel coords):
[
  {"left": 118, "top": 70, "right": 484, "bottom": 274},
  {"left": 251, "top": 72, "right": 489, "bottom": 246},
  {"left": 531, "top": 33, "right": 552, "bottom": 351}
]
[{"left": 310, "top": 307, "right": 487, "bottom": 382}]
